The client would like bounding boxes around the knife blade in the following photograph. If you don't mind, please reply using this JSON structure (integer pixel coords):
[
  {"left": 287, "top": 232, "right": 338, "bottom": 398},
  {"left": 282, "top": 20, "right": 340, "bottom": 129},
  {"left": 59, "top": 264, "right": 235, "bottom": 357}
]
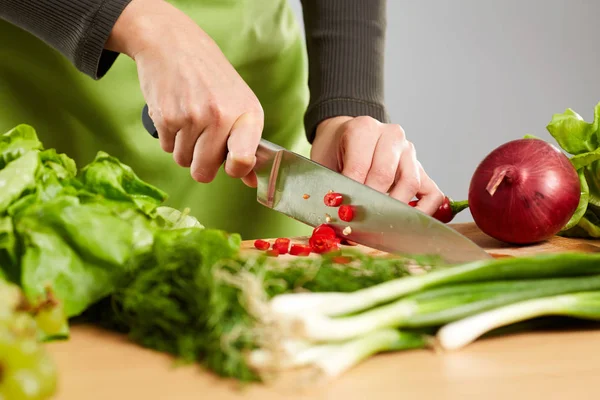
[{"left": 141, "top": 105, "right": 491, "bottom": 263}]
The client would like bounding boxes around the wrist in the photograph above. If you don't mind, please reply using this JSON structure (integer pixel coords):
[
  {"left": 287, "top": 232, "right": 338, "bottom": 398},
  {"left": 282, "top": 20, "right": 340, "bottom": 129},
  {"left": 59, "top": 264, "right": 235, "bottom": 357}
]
[{"left": 105, "top": 0, "right": 171, "bottom": 59}]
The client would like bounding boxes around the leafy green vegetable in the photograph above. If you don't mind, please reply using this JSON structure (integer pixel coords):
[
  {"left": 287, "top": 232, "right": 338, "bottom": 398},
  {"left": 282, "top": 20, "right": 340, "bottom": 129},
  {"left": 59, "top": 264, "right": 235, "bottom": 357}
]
[
  {"left": 0, "top": 124, "right": 171, "bottom": 321},
  {"left": 0, "top": 124, "right": 43, "bottom": 169},
  {"left": 545, "top": 102, "right": 600, "bottom": 237},
  {"left": 79, "top": 151, "right": 168, "bottom": 215},
  {"left": 0, "top": 150, "right": 40, "bottom": 213},
  {"left": 0, "top": 216, "right": 18, "bottom": 283},
  {"left": 155, "top": 206, "right": 204, "bottom": 229},
  {"left": 546, "top": 106, "right": 600, "bottom": 154},
  {"left": 15, "top": 196, "right": 150, "bottom": 317}
]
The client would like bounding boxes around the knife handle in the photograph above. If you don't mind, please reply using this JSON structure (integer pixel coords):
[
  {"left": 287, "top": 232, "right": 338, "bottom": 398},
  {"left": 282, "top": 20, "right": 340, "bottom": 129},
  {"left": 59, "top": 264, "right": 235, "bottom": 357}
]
[{"left": 140, "top": 103, "right": 283, "bottom": 170}]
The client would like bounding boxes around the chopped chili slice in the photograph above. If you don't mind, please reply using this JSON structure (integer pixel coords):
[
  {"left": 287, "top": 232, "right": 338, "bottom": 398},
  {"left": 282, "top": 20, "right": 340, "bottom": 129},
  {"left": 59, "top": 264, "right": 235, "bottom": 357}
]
[
  {"left": 312, "top": 224, "right": 337, "bottom": 238},
  {"left": 290, "top": 244, "right": 311, "bottom": 256},
  {"left": 338, "top": 205, "right": 355, "bottom": 222},
  {"left": 409, "top": 200, "right": 418, "bottom": 207},
  {"left": 274, "top": 238, "right": 290, "bottom": 247},
  {"left": 309, "top": 234, "right": 340, "bottom": 254},
  {"left": 331, "top": 255, "right": 352, "bottom": 264},
  {"left": 254, "top": 239, "right": 270, "bottom": 251},
  {"left": 324, "top": 192, "right": 344, "bottom": 207},
  {"left": 273, "top": 238, "right": 290, "bottom": 254},
  {"left": 266, "top": 249, "right": 279, "bottom": 257}
]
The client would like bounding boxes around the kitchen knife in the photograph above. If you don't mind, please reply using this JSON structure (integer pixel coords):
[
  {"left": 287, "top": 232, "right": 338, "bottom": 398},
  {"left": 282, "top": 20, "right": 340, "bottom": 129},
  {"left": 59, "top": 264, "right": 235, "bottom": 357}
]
[{"left": 141, "top": 105, "right": 491, "bottom": 264}]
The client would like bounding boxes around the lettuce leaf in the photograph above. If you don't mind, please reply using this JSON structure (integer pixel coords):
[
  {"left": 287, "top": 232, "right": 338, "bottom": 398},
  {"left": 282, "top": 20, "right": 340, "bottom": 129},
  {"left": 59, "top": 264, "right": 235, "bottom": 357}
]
[
  {"left": 0, "top": 124, "right": 43, "bottom": 169},
  {"left": 546, "top": 102, "right": 600, "bottom": 237},
  {"left": 546, "top": 105, "right": 600, "bottom": 155},
  {"left": 78, "top": 151, "right": 168, "bottom": 214},
  {"left": 15, "top": 195, "right": 156, "bottom": 317},
  {"left": 0, "top": 150, "right": 40, "bottom": 214}
]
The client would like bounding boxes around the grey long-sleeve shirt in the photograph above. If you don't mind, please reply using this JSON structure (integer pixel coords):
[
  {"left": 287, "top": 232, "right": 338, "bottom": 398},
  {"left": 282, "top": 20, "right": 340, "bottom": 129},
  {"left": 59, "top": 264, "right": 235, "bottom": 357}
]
[{"left": 0, "top": 0, "right": 389, "bottom": 142}]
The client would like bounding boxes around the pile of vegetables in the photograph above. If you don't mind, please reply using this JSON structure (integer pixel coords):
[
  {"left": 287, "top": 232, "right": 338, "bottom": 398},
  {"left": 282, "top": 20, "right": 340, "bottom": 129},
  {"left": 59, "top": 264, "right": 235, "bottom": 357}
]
[{"left": 1, "top": 112, "right": 600, "bottom": 395}]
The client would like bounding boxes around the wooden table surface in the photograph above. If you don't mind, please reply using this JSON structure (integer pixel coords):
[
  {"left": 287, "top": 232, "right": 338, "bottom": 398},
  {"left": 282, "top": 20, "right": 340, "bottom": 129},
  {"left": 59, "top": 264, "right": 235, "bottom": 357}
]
[{"left": 46, "top": 223, "right": 600, "bottom": 400}]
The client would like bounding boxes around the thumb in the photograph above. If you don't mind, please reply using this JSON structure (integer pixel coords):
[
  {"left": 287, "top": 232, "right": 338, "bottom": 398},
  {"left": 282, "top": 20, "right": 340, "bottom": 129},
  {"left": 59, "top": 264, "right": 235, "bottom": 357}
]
[{"left": 224, "top": 111, "right": 264, "bottom": 179}]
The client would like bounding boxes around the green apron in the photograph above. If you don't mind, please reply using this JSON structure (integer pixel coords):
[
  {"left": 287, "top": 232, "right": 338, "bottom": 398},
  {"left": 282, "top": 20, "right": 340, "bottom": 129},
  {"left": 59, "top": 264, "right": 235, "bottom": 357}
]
[{"left": 0, "top": 0, "right": 313, "bottom": 240}]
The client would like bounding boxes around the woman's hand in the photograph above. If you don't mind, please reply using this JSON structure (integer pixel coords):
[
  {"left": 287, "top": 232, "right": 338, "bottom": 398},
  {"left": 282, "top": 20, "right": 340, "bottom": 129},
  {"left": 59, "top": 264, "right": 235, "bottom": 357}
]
[
  {"left": 310, "top": 116, "right": 445, "bottom": 215},
  {"left": 106, "top": 0, "right": 263, "bottom": 186}
]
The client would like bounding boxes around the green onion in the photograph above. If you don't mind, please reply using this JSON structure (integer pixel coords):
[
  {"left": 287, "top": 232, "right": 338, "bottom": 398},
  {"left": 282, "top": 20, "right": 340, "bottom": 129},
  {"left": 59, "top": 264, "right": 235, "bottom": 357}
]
[
  {"left": 280, "top": 274, "right": 600, "bottom": 342},
  {"left": 269, "top": 252, "right": 600, "bottom": 318},
  {"left": 247, "top": 329, "right": 428, "bottom": 382},
  {"left": 437, "top": 291, "right": 600, "bottom": 351}
]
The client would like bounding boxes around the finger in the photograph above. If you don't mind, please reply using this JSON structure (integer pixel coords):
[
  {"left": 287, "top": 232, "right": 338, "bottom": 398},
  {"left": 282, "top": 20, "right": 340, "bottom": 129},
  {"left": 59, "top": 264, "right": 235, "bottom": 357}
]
[
  {"left": 150, "top": 104, "right": 180, "bottom": 153},
  {"left": 340, "top": 117, "right": 381, "bottom": 184},
  {"left": 389, "top": 141, "right": 421, "bottom": 203},
  {"left": 364, "top": 126, "right": 403, "bottom": 193},
  {"left": 224, "top": 111, "right": 263, "bottom": 178},
  {"left": 172, "top": 125, "right": 205, "bottom": 168},
  {"left": 241, "top": 170, "right": 258, "bottom": 188},
  {"left": 413, "top": 165, "right": 445, "bottom": 215},
  {"left": 190, "top": 125, "right": 229, "bottom": 183}
]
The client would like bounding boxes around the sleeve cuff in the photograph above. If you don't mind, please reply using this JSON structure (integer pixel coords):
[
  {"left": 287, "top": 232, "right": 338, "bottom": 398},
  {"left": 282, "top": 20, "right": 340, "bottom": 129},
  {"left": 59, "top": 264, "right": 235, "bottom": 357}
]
[{"left": 75, "top": 0, "right": 133, "bottom": 79}]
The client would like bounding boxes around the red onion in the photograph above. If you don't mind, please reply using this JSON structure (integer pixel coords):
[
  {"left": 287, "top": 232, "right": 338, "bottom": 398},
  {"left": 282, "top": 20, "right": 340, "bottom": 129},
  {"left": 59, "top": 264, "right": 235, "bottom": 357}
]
[{"left": 468, "top": 138, "right": 580, "bottom": 244}]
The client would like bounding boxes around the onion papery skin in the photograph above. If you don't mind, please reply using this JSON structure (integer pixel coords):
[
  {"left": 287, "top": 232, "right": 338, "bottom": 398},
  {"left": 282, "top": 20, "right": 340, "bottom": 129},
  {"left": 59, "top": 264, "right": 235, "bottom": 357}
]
[{"left": 468, "top": 139, "right": 581, "bottom": 244}]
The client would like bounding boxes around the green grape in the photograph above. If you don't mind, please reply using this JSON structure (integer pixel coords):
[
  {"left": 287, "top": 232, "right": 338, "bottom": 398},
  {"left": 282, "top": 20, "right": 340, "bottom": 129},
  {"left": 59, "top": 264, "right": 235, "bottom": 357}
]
[
  {"left": 0, "top": 279, "right": 59, "bottom": 399},
  {"left": 1, "top": 339, "right": 43, "bottom": 372},
  {"left": 34, "top": 305, "right": 65, "bottom": 336},
  {"left": 1, "top": 369, "right": 43, "bottom": 400},
  {"left": 33, "top": 354, "right": 57, "bottom": 398}
]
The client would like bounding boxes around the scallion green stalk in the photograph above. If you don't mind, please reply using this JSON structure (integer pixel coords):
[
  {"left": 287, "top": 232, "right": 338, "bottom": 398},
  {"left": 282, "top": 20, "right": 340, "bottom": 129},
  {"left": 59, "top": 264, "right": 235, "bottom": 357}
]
[
  {"left": 437, "top": 291, "right": 600, "bottom": 351},
  {"left": 287, "top": 275, "right": 600, "bottom": 342},
  {"left": 269, "top": 253, "right": 600, "bottom": 318}
]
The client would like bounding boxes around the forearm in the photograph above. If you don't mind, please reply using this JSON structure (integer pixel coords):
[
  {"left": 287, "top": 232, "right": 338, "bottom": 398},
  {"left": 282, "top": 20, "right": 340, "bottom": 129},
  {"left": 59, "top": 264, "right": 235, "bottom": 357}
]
[
  {"left": 300, "top": 0, "right": 390, "bottom": 143},
  {"left": 0, "top": 0, "right": 133, "bottom": 79}
]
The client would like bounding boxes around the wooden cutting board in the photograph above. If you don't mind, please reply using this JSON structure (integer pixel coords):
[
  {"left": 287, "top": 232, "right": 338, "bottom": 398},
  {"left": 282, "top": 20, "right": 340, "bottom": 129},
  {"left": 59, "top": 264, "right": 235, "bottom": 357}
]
[
  {"left": 47, "top": 223, "right": 600, "bottom": 400},
  {"left": 241, "top": 222, "right": 600, "bottom": 258}
]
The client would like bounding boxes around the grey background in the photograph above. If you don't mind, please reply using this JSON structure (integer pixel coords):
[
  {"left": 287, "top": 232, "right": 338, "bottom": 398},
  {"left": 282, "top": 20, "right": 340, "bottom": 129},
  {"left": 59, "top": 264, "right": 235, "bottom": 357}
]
[{"left": 288, "top": 0, "right": 600, "bottom": 222}]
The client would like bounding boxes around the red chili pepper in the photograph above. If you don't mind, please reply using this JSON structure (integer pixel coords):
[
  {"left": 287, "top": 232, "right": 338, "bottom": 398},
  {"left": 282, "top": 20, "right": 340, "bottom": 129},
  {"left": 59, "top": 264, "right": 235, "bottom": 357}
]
[
  {"left": 312, "top": 224, "right": 337, "bottom": 239},
  {"left": 290, "top": 244, "right": 311, "bottom": 256},
  {"left": 323, "top": 192, "right": 344, "bottom": 207},
  {"left": 338, "top": 205, "right": 355, "bottom": 222},
  {"left": 432, "top": 197, "right": 454, "bottom": 223},
  {"left": 410, "top": 197, "right": 455, "bottom": 223},
  {"left": 253, "top": 239, "right": 270, "bottom": 251}
]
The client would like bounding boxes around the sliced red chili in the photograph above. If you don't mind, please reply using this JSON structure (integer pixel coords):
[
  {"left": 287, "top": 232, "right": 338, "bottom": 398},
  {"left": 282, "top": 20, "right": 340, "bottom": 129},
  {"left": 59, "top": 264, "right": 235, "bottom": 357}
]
[
  {"left": 290, "top": 244, "right": 311, "bottom": 256},
  {"left": 331, "top": 255, "right": 352, "bottom": 264},
  {"left": 266, "top": 249, "right": 279, "bottom": 257},
  {"left": 408, "top": 200, "right": 418, "bottom": 207},
  {"left": 312, "top": 224, "right": 336, "bottom": 239},
  {"left": 324, "top": 192, "right": 343, "bottom": 207},
  {"left": 274, "top": 238, "right": 291, "bottom": 248},
  {"left": 254, "top": 239, "right": 270, "bottom": 251},
  {"left": 338, "top": 205, "right": 355, "bottom": 222},
  {"left": 309, "top": 234, "right": 339, "bottom": 254}
]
